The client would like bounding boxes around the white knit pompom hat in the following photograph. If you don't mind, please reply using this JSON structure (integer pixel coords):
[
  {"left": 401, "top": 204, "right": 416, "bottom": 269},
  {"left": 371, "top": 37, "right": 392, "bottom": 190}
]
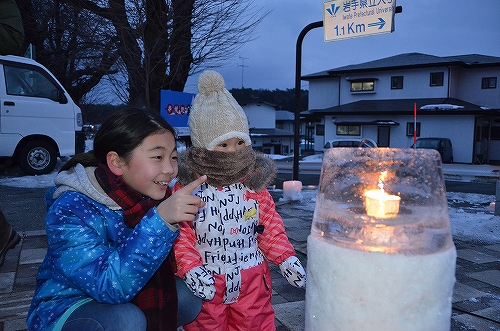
[{"left": 189, "top": 70, "right": 251, "bottom": 150}]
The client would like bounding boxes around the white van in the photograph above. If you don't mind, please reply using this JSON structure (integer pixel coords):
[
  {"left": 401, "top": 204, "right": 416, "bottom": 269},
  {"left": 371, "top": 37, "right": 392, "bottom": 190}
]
[{"left": 0, "top": 55, "right": 84, "bottom": 175}]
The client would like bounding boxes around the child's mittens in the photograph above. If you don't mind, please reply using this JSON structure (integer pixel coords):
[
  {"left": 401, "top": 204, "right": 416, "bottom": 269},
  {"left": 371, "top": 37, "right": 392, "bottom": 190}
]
[
  {"left": 183, "top": 266, "right": 216, "bottom": 300},
  {"left": 278, "top": 256, "right": 306, "bottom": 288}
]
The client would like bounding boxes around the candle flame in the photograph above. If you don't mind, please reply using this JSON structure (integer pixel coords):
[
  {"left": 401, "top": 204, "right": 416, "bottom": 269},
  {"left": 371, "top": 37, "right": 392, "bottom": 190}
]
[
  {"left": 365, "top": 171, "right": 400, "bottom": 219},
  {"left": 378, "top": 171, "right": 388, "bottom": 190}
]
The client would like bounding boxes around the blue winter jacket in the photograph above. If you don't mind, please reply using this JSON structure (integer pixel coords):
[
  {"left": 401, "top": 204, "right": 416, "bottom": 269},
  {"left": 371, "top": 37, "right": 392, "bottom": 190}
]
[{"left": 26, "top": 165, "right": 179, "bottom": 331}]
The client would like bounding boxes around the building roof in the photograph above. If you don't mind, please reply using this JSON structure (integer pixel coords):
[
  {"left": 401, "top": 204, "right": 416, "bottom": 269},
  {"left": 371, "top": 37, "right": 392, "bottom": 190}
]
[
  {"left": 276, "top": 110, "right": 294, "bottom": 121},
  {"left": 303, "top": 53, "right": 500, "bottom": 79},
  {"left": 239, "top": 100, "right": 280, "bottom": 109},
  {"left": 304, "top": 98, "right": 500, "bottom": 117}
]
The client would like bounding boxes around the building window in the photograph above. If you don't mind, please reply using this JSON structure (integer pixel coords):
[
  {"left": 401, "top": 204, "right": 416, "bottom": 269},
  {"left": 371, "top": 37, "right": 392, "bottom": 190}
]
[
  {"left": 391, "top": 76, "right": 403, "bottom": 89},
  {"left": 336, "top": 125, "right": 360, "bottom": 136},
  {"left": 481, "top": 77, "right": 497, "bottom": 89},
  {"left": 406, "top": 122, "right": 421, "bottom": 137},
  {"left": 350, "top": 80, "right": 375, "bottom": 92},
  {"left": 491, "top": 126, "right": 500, "bottom": 140},
  {"left": 430, "top": 72, "right": 444, "bottom": 86},
  {"left": 316, "top": 124, "right": 325, "bottom": 136}
]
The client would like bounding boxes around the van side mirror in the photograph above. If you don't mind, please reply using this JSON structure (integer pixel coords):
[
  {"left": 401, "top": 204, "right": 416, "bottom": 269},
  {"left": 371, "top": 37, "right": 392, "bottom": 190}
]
[{"left": 50, "top": 89, "right": 68, "bottom": 104}]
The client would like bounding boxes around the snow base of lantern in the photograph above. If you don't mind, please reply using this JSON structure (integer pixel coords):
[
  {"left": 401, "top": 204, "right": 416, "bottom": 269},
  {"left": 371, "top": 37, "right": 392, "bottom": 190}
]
[{"left": 305, "top": 235, "right": 457, "bottom": 331}]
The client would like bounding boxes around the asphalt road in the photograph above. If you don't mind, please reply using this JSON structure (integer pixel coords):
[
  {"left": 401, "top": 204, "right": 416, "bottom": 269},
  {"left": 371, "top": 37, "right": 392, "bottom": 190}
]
[{"left": 0, "top": 185, "right": 47, "bottom": 233}]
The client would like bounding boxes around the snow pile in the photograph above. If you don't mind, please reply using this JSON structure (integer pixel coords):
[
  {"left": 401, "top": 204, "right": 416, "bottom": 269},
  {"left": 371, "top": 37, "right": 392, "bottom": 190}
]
[{"left": 447, "top": 192, "right": 500, "bottom": 243}]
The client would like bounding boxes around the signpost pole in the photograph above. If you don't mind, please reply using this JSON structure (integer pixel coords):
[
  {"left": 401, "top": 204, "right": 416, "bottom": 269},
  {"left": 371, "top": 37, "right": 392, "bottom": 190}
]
[
  {"left": 292, "top": 4, "right": 401, "bottom": 179},
  {"left": 293, "top": 21, "right": 323, "bottom": 180}
]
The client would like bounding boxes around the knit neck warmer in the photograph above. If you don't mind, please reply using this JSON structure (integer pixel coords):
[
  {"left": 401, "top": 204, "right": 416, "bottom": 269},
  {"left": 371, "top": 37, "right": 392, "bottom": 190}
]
[
  {"left": 94, "top": 163, "right": 177, "bottom": 331},
  {"left": 187, "top": 146, "right": 256, "bottom": 187},
  {"left": 178, "top": 146, "right": 277, "bottom": 191}
]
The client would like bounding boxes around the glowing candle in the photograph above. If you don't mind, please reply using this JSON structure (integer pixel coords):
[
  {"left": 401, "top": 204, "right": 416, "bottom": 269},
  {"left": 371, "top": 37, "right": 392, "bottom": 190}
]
[
  {"left": 283, "top": 180, "right": 302, "bottom": 201},
  {"left": 364, "top": 189, "right": 400, "bottom": 218},
  {"left": 364, "top": 171, "right": 400, "bottom": 219}
]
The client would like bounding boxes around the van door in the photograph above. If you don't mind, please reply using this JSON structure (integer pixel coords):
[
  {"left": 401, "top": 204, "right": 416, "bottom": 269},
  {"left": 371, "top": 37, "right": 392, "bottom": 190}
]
[
  {"left": 2, "top": 61, "right": 73, "bottom": 136},
  {"left": 1, "top": 60, "right": 76, "bottom": 174}
]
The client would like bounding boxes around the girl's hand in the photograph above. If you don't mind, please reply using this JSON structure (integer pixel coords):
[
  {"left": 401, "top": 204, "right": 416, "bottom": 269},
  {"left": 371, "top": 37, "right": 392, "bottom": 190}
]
[{"left": 157, "top": 175, "right": 207, "bottom": 224}]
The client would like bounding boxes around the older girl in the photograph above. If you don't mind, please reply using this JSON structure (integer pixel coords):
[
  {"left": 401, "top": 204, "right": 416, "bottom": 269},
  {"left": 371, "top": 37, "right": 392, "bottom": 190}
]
[{"left": 27, "top": 108, "right": 206, "bottom": 331}]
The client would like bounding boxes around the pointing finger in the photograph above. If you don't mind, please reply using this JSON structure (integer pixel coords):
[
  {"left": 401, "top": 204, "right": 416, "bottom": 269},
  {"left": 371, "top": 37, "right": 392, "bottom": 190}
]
[{"left": 178, "top": 175, "right": 207, "bottom": 195}]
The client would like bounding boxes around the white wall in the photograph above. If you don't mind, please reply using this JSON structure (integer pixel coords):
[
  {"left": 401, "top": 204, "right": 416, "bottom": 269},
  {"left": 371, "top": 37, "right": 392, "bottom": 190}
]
[
  {"left": 243, "top": 103, "right": 275, "bottom": 129},
  {"left": 338, "top": 67, "right": 450, "bottom": 104},
  {"left": 452, "top": 67, "right": 500, "bottom": 109},
  {"left": 308, "top": 78, "right": 340, "bottom": 109}
]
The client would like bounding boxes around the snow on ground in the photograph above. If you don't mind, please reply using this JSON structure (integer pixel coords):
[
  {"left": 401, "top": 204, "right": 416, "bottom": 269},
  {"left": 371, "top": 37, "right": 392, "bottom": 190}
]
[
  {"left": 0, "top": 157, "right": 499, "bottom": 244},
  {"left": 265, "top": 153, "right": 323, "bottom": 162},
  {"left": 447, "top": 192, "right": 500, "bottom": 243}
]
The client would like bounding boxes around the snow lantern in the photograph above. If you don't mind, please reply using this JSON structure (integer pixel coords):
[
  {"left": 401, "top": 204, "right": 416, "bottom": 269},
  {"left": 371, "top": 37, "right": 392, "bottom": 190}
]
[
  {"left": 283, "top": 180, "right": 303, "bottom": 201},
  {"left": 305, "top": 148, "right": 457, "bottom": 331}
]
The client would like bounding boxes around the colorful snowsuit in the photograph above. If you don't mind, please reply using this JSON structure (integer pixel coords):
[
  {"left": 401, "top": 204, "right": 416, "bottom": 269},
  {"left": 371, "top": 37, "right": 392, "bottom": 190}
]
[
  {"left": 174, "top": 181, "right": 296, "bottom": 331},
  {"left": 26, "top": 164, "right": 179, "bottom": 331}
]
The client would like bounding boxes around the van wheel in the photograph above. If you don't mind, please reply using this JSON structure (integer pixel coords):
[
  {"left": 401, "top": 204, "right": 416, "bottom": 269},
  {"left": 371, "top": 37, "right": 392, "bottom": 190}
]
[{"left": 18, "top": 141, "right": 57, "bottom": 175}]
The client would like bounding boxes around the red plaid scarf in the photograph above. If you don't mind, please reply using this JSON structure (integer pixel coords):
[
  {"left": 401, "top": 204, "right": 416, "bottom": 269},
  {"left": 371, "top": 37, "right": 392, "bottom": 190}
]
[{"left": 95, "top": 164, "right": 178, "bottom": 331}]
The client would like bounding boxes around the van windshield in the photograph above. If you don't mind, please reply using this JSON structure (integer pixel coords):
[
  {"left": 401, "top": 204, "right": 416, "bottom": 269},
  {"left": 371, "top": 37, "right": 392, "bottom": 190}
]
[{"left": 5, "top": 64, "right": 62, "bottom": 102}]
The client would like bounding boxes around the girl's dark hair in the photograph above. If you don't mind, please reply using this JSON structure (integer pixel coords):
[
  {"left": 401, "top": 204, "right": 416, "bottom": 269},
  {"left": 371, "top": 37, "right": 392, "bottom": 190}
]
[{"left": 60, "top": 108, "right": 176, "bottom": 171}]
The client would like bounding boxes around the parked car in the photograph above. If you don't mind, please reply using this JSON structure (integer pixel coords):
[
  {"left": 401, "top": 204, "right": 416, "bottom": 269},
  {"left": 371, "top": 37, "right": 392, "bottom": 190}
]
[
  {"left": 413, "top": 137, "right": 453, "bottom": 163},
  {"left": 324, "top": 138, "right": 377, "bottom": 151}
]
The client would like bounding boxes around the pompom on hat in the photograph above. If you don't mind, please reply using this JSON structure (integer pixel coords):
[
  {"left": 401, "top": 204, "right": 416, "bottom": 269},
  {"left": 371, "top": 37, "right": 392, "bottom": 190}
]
[{"left": 189, "top": 70, "right": 251, "bottom": 150}]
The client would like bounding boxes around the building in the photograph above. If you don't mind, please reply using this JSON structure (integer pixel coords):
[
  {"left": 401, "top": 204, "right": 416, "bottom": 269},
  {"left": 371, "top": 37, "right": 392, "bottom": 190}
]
[
  {"left": 241, "top": 101, "right": 295, "bottom": 155},
  {"left": 303, "top": 53, "right": 500, "bottom": 164}
]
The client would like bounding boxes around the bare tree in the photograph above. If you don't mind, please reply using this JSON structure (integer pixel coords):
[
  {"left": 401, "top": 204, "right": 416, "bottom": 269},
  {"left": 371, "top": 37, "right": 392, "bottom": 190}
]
[
  {"left": 17, "top": 0, "right": 119, "bottom": 104},
  {"left": 18, "top": 0, "right": 268, "bottom": 109}
]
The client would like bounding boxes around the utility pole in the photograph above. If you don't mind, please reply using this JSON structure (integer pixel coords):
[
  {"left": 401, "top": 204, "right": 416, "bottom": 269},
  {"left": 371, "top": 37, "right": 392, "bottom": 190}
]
[{"left": 238, "top": 56, "right": 249, "bottom": 88}]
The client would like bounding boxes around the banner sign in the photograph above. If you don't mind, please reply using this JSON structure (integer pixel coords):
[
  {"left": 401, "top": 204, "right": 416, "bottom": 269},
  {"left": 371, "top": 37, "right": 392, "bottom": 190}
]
[{"left": 160, "top": 90, "right": 195, "bottom": 136}]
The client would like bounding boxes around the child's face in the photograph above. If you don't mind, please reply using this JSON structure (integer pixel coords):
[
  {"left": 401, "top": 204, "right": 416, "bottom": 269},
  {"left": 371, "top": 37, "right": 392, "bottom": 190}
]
[
  {"left": 119, "top": 131, "right": 178, "bottom": 200},
  {"left": 213, "top": 137, "right": 246, "bottom": 152}
]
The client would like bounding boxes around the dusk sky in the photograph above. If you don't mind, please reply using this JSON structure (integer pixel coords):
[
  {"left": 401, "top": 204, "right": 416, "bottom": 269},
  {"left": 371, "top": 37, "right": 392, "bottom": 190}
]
[{"left": 184, "top": 0, "right": 500, "bottom": 94}]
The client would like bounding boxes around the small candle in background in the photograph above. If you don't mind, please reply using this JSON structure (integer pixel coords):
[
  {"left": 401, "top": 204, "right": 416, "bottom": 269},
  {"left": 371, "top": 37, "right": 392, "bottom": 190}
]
[
  {"left": 283, "top": 180, "right": 303, "bottom": 201},
  {"left": 489, "top": 201, "right": 495, "bottom": 212}
]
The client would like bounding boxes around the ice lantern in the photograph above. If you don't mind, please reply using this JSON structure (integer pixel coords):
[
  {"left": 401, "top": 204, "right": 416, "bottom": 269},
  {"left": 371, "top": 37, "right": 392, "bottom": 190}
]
[{"left": 305, "top": 148, "right": 457, "bottom": 331}]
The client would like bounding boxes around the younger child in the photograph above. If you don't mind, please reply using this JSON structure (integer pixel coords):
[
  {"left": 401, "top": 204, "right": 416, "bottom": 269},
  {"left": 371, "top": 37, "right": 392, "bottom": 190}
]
[{"left": 174, "top": 70, "right": 306, "bottom": 331}]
